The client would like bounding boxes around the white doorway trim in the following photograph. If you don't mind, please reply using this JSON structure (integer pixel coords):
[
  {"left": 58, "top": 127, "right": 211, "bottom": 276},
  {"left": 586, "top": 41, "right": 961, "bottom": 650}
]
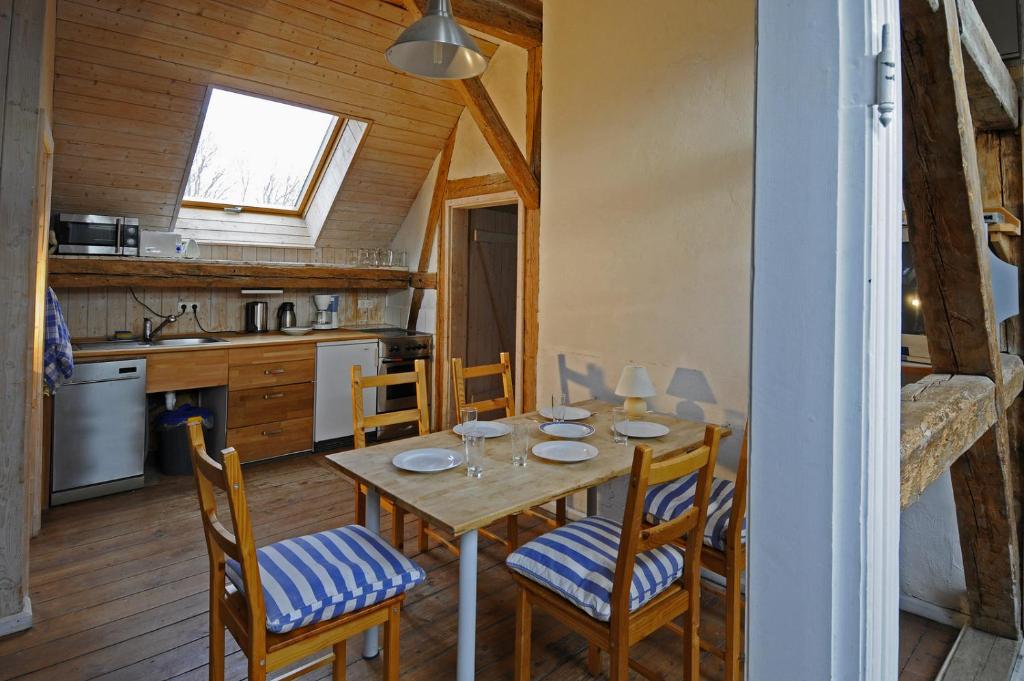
[
  {"left": 749, "top": 0, "right": 901, "bottom": 678},
  {"left": 439, "top": 191, "right": 525, "bottom": 424}
]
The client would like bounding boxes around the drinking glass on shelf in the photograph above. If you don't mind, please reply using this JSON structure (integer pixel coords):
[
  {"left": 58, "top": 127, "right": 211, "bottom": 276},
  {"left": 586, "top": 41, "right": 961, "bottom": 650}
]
[
  {"left": 611, "top": 406, "right": 629, "bottom": 445},
  {"left": 552, "top": 393, "right": 569, "bottom": 422},
  {"left": 397, "top": 250, "right": 408, "bottom": 268},
  {"left": 359, "top": 248, "right": 371, "bottom": 267},
  {"left": 384, "top": 249, "right": 395, "bottom": 267},
  {"left": 459, "top": 406, "right": 478, "bottom": 439},
  {"left": 465, "top": 432, "right": 485, "bottom": 479},
  {"left": 511, "top": 423, "right": 529, "bottom": 467},
  {"left": 344, "top": 248, "right": 358, "bottom": 267}
]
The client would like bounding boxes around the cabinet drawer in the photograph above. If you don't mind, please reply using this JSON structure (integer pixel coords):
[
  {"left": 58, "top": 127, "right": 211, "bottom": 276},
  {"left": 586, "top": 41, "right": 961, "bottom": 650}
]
[
  {"left": 227, "top": 417, "right": 313, "bottom": 463},
  {"left": 146, "top": 350, "right": 229, "bottom": 393},
  {"left": 228, "top": 359, "right": 314, "bottom": 391},
  {"left": 228, "top": 382, "right": 313, "bottom": 429},
  {"left": 229, "top": 343, "right": 313, "bottom": 366}
]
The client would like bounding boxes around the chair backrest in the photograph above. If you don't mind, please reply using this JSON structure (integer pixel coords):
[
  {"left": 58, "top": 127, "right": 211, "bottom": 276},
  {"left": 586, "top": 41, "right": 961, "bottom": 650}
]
[
  {"left": 611, "top": 425, "right": 724, "bottom": 621},
  {"left": 186, "top": 417, "right": 266, "bottom": 633},
  {"left": 451, "top": 352, "right": 514, "bottom": 418},
  {"left": 351, "top": 358, "right": 430, "bottom": 448},
  {"left": 727, "top": 427, "right": 748, "bottom": 550}
]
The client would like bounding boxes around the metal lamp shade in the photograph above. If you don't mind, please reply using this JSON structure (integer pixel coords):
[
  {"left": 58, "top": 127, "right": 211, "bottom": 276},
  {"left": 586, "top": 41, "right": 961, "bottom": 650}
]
[{"left": 386, "top": 0, "right": 487, "bottom": 80}]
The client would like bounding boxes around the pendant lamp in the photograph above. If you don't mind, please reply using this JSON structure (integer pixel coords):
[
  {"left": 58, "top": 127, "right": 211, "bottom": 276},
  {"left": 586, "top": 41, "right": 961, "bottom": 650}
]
[{"left": 386, "top": 0, "right": 488, "bottom": 80}]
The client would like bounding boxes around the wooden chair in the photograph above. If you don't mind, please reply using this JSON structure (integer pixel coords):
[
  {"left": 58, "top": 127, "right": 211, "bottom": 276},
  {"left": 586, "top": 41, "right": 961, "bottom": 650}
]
[
  {"left": 185, "top": 417, "right": 417, "bottom": 681},
  {"left": 450, "top": 353, "right": 567, "bottom": 553},
  {"left": 351, "top": 358, "right": 429, "bottom": 553},
  {"left": 645, "top": 428, "right": 748, "bottom": 680},
  {"left": 508, "top": 426, "right": 724, "bottom": 681}
]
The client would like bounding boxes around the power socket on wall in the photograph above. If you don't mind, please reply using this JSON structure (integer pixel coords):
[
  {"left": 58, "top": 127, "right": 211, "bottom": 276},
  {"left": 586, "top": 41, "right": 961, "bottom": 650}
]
[{"left": 178, "top": 300, "right": 199, "bottom": 316}]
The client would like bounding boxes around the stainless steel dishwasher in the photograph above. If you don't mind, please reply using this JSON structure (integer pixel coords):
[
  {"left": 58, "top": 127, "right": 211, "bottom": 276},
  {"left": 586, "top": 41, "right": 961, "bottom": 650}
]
[{"left": 51, "top": 358, "right": 147, "bottom": 505}]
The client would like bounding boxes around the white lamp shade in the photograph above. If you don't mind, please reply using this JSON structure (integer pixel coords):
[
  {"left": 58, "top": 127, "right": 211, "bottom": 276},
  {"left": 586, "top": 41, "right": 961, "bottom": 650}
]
[{"left": 615, "top": 365, "right": 656, "bottom": 398}]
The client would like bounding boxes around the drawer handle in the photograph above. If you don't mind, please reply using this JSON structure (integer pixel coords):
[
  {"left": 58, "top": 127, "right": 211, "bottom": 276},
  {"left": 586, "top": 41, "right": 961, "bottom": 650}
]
[
  {"left": 263, "top": 392, "right": 286, "bottom": 400},
  {"left": 261, "top": 429, "right": 285, "bottom": 437},
  {"left": 264, "top": 368, "right": 286, "bottom": 375}
]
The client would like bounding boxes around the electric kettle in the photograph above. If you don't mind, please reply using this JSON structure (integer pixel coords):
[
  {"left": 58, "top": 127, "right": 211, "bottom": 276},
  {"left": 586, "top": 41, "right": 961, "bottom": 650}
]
[
  {"left": 244, "top": 301, "right": 269, "bottom": 333},
  {"left": 277, "top": 302, "right": 296, "bottom": 330}
]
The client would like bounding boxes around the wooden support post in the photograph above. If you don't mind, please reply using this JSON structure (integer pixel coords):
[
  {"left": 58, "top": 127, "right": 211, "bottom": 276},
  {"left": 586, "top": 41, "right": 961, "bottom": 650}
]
[
  {"left": 902, "top": 0, "right": 1022, "bottom": 639},
  {"left": 521, "top": 46, "right": 541, "bottom": 412},
  {"left": 408, "top": 131, "right": 456, "bottom": 331},
  {"left": 957, "top": 0, "right": 1020, "bottom": 131}
]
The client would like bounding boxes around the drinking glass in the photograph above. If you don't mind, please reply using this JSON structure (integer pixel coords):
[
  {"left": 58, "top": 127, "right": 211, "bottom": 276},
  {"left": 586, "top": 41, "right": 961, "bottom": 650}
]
[
  {"left": 397, "top": 250, "right": 408, "bottom": 268},
  {"left": 459, "top": 406, "right": 478, "bottom": 439},
  {"left": 359, "top": 248, "right": 371, "bottom": 267},
  {"left": 552, "top": 393, "right": 569, "bottom": 422},
  {"left": 511, "top": 423, "right": 529, "bottom": 467},
  {"left": 384, "top": 249, "right": 395, "bottom": 267},
  {"left": 612, "top": 406, "right": 629, "bottom": 445},
  {"left": 465, "top": 432, "right": 485, "bottom": 479}
]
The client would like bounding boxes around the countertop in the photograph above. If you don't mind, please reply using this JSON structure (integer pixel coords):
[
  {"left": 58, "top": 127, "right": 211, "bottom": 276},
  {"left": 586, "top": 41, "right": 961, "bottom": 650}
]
[{"left": 72, "top": 328, "right": 381, "bottom": 361}]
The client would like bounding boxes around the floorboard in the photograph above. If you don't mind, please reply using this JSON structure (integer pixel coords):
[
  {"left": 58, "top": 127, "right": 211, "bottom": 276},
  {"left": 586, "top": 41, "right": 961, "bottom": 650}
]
[{"left": 0, "top": 453, "right": 956, "bottom": 679}]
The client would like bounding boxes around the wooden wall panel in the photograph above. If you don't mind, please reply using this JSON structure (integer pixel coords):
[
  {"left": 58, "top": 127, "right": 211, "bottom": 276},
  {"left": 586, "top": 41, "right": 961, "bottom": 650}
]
[{"left": 49, "top": 0, "right": 488, "bottom": 248}]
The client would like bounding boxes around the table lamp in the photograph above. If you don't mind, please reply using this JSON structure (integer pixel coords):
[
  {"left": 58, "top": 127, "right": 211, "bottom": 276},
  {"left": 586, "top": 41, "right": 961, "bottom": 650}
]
[{"left": 615, "top": 365, "right": 656, "bottom": 417}]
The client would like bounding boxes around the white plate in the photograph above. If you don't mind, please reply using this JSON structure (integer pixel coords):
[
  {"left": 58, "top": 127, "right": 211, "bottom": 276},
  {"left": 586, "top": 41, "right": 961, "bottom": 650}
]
[
  {"left": 539, "top": 422, "right": 595, "bottom": 439},
  {"left": 393, "top": 448, "right": 464, "bottom": 473},
  {"left": 538, "top": 405, "right": 592, "bottom": 421},
  {"left": 531, "top": 440, "right": 599, "bottom": 463},
  {"left": 281, "top": 327, "right": 312, "bottom": 336},
  {"left": 615, "top": 421, "right": 671, "bottom": 438},
  {"left": 453, "top": 421, "right": 511, "bottom": 438}
]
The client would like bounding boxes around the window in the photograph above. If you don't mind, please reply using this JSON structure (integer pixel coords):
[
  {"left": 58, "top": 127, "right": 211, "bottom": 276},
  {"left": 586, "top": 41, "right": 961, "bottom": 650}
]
[{"left": 182, "top": 89, "right": 342, "bottom": 215}]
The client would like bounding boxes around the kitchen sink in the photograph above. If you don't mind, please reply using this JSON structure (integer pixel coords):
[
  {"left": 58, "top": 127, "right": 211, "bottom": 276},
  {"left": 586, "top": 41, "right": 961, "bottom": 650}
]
[
  {"left": 74, "top": 337, "right": 227, "bottom": 351},
  {"left": 149, "top": 337, "right": 227, "bottom": 346}
]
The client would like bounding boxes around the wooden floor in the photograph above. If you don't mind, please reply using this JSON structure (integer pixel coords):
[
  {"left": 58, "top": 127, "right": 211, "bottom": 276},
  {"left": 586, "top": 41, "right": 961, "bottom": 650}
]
[{"left": 0, "top": 453, "right": 956, "bottom": 680}]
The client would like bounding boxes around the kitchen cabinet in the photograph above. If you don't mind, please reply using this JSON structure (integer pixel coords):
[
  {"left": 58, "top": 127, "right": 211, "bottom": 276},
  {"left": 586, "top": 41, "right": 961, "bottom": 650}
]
[
  {"left": 315, "top": 340, "right": 378, "bottom": 444},
  {"left": 146, "top": 349, "right": 229, "bottom": 393}
]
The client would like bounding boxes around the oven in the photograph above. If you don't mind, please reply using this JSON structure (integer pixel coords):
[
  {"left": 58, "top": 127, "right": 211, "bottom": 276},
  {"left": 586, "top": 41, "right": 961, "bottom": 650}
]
[
  {"left": 54, "top": 214, "right": 140, "bottom": 256},
  {"left": 371, "top": 329, "right": 433, "bottom": 440}
]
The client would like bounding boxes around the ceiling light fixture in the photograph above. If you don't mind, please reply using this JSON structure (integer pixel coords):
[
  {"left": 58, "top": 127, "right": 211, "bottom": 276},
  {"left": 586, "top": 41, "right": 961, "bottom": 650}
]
[{"left": 386, "top": 0, "right": 487, "bottom": 80}]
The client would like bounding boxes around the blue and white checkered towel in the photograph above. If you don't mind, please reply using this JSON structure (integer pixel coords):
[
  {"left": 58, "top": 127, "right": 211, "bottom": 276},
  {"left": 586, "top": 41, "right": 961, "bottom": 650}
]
[{"left": 43, "top": 288, "right": 73, "bottom": 393}]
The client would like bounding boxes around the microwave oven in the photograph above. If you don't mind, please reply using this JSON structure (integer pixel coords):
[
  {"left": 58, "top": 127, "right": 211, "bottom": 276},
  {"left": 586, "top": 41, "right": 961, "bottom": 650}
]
[{"left": 54, "top": 214, "right": 140, "bottom": 256}]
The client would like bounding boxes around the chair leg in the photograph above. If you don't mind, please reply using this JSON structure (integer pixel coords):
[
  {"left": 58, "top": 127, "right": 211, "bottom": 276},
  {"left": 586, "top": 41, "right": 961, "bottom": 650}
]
[
  {"left": 586, "top": 644, "right": 601, "bottom": 675},
  {"left": 514, "top": 589, "right": 532, "bottom": 681},
  {"left": 355, "top": 483, "right": 366, "bottom": 526},
  {"left": 209, "top": 604, "right": 225, "bottom": 681},
  {"left": 332, "top": 640, "right": 346, "bottom": 681},
  {"left": 247, "top": 657, "right": 267, "bottom": 681},
  {"left": 682, "top": 605, "right": 701, "bottom": 681},
  {"left": 724, "top": 561, "right": 744, "bottom": 681},
  {"left": 418, "top": 520, "right": 429, "bottom": 553},
  {"left": 506, "top": 514, "right": 519, "bottom": 552},
  {"left": 391, "top": 508, "right": 405, "bottom": 552},
  {"left": 382, "top": 603, "right": 401, "bottom": 681},
  {"left": 556, "top": 497, "right": 567, "bottom": 526},
  {"left": 608, "top": 639, "right": 629, "bottom": 681}
]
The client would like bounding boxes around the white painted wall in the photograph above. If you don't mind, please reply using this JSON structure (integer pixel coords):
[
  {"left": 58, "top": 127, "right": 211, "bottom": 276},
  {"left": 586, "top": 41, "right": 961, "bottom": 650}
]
[
  {"left": 386, "top": 42, "right": 527, "bottom": 330},
  {"left": 537, "top": 0, "right": 755, "bottom": 474}
]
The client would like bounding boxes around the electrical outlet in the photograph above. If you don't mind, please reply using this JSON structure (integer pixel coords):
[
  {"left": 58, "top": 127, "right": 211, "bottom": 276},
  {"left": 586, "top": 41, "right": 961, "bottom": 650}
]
[
  {"left": 358, "top": 298, "right": 374, "bottom": 311},
  {"left": 178, "top": 300, "right": 199, "bottom": 315}
]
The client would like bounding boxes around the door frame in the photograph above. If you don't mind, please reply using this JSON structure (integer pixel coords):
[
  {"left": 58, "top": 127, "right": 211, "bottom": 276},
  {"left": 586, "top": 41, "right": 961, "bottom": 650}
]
[
  {"left": 436, "top": 190, "right": 524, "bottom": 428},
  {"left": 749, "top": 0, "right": 901, "bottom": 678}
]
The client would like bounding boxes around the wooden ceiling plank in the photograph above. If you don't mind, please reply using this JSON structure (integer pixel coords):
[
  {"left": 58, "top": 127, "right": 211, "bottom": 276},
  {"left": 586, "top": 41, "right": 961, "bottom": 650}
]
[
  {"left": 410, "top": 0, "right": 541, "bottom": 47},
  {"left": 902, "top": 0, "right": 1022, "bottom": 639},
  {"left": 957, "top": 0, "right": 1020, "bottom": 130}
]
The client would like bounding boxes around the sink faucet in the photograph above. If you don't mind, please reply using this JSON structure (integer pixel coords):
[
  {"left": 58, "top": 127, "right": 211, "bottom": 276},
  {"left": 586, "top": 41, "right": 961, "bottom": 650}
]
[{"left": 143, "top": 315, "right": 177, "bottom": 343}]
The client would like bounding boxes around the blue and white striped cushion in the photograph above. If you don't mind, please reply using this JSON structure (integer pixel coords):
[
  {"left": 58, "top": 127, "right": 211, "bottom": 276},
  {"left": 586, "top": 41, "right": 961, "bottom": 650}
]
[
  {"left": 644, "top": 474, "right": 747, "bottom": 551},
  {"left": 505, "top": 516, "right": 685, "bottom": 622},
  {"left": 226, "top": 525, "right": 426, "bottom": 634}
]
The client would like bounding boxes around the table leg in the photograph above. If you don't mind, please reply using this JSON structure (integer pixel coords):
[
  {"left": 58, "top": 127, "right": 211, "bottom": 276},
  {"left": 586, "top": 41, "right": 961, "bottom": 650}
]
[
  {"left": 362, "top": 488, "right": 381, "bottom": 659},
  {"left": 587, "top": 487, "right": 598, "bottom": 516},
  {"left": 456, "top": 530, "right": 479, "bottom": 681}
]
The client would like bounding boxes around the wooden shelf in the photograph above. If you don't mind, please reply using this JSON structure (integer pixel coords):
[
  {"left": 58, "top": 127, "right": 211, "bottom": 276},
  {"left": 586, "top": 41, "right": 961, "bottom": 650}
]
[{"left": 47, "top": 256, "right": 411, "bottom": 290}]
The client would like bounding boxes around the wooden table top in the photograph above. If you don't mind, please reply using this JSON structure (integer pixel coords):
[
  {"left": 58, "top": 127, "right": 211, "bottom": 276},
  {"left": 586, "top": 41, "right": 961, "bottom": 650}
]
[{"left": 325, "top": 399, "right": 714, "bottom": 536}]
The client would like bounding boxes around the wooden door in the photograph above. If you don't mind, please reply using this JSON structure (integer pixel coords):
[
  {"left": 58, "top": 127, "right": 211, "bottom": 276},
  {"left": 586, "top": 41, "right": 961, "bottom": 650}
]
[{"left": 463, "top": 205, "right": 518, "bottom": 411}]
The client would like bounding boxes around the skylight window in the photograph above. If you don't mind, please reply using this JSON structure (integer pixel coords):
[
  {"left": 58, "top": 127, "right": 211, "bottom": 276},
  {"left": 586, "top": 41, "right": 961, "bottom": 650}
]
[{"left": 182, "top": 89, "right": 342, "bottom": 214}]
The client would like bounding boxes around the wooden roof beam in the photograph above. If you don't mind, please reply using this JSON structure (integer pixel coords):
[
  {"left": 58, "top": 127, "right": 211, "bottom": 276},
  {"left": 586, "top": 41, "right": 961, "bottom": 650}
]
[
  {"left": 409, "top": 0, "right": 542, "bottom": 48},
  {"left": 958, "top": 0, "right": 1020, "bottom": 130},
  {"left": 902, "top": 0, "right": 1022, "bottom": 639}
]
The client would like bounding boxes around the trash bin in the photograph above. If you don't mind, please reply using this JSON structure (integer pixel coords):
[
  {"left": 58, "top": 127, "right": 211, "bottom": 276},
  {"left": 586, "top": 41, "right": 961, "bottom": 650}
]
[{"left": 157, "top": 405, "right": 213, "bottom": 475}]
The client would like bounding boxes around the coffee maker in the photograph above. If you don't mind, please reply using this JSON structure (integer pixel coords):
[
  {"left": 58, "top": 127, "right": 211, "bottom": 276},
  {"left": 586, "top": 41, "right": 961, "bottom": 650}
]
[{"left": 312, "top": 294, "right": 339, "bottom": 330}]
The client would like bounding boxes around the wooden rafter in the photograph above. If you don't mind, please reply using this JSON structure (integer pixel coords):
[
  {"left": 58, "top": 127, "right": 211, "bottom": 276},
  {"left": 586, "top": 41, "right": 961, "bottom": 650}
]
[
  {"left": 408, "top": 0, "right": 542, "bottom": 48},
  {"left": 408, "top": 130, "right": 456, "bottom": 330},
  {"left": 521, "top": 45, "right": 542, "bottom": 412},
  {"left": 902, "top": 0, "right": 1022, "bottom": 639},
  {"left": 957, "top": 0, "right": 1020, "bottom": 130}
]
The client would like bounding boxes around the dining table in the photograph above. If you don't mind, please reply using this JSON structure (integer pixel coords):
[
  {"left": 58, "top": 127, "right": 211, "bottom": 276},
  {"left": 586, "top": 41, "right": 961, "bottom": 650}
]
[{"left": 325, "top": 398, "right": 720, "bottom": 681}]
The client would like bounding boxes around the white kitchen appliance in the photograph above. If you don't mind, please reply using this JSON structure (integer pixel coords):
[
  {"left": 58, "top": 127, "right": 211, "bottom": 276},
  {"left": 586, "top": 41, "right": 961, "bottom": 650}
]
[
  {"left": 315, "top": 340, "right": 378, "bottom": 447},
  {"left": 312, "top": 294, "right": 340, "bottom": 330},
  {"left": 140, "top": 230, "right": 182, "bottom": 258}
]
